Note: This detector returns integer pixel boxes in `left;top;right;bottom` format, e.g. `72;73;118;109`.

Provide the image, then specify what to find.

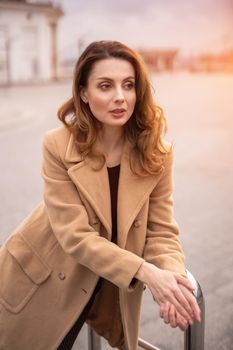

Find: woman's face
81;58;136;130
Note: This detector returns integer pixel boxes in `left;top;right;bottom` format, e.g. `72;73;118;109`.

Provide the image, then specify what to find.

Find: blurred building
179;49;233;73
194;50;233;73
0;0;63;85
138;49;179;72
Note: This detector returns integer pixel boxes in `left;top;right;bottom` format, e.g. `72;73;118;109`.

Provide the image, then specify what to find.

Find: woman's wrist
135;261;156;284
134;262;146;282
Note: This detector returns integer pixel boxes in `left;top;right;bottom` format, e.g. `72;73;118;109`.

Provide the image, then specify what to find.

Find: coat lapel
67;161;112;237
65;132;83;163
117;140;164;248
65;133;164;248
65;134;112;236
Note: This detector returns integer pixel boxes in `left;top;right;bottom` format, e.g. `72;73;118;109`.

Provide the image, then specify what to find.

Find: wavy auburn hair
58;40;171;175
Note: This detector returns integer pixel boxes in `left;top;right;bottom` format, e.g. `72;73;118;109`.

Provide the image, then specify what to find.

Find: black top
107;164;120;244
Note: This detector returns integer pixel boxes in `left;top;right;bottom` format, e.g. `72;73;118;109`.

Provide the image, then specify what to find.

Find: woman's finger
176;312;189;331
175;274;195;292
179;284;201;322
153;285;193;323
172;286;195;321
164;293;193;324
161;302;189;331
160;303;165;318
168;304;177;328
160;302;170;323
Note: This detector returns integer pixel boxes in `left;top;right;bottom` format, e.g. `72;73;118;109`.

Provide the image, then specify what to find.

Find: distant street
1;73;233;349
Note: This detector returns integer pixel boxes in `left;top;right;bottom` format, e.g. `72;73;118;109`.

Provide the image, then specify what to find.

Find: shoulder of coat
44;126;72;159
45;125;71;140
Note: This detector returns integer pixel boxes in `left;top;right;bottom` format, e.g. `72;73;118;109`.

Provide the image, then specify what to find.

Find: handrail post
184;271;205;350
88;326;102;350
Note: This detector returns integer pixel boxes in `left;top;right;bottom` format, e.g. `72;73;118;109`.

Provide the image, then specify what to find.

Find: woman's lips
109;108;126;117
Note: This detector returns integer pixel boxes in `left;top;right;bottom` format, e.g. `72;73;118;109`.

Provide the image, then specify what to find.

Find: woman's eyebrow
96;76;135;81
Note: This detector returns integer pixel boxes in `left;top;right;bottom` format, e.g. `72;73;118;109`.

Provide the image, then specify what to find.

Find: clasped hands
135;262;201;331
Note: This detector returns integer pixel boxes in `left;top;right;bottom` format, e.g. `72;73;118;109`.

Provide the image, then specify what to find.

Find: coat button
58;272;66;280
133;219;141;228
92;217;99;225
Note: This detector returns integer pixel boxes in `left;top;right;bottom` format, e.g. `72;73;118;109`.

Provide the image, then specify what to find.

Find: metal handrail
184;271;205;350
88;326;102;350
138;338;162;350
87;270;205;350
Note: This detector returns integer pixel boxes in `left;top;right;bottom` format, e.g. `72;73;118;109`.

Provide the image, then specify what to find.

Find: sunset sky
57;0;233;59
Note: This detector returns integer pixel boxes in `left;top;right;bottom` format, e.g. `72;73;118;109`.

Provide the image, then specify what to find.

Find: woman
0;40;200;350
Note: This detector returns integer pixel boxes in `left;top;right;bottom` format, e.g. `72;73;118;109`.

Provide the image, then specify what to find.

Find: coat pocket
0;234;52;314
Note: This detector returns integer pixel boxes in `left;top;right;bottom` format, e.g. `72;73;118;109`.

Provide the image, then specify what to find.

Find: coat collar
66;133;164;248
65;132;83;163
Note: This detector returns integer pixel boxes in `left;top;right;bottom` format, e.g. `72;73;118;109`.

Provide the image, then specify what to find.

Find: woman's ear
80;87;88;104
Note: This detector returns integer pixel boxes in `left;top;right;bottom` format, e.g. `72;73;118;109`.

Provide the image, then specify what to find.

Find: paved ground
0;73;233;349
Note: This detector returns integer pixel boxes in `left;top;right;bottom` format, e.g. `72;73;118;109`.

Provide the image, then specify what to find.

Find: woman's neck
98;126;125;167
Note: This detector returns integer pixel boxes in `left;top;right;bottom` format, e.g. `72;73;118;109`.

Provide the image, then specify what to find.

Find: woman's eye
124;82;135;90
99;83;111;90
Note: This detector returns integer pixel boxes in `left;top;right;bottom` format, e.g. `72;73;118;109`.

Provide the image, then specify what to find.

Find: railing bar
138;337;162;350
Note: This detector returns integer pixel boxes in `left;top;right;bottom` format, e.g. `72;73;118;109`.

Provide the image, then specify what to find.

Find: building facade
0;0;63;85
138;49;179;72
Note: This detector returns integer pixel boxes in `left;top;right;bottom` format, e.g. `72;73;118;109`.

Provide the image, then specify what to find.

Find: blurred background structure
1;0;233;85
0;1;233;349
0;0;63;85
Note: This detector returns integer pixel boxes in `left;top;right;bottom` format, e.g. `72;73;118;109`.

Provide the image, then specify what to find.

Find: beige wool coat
0;126;186;350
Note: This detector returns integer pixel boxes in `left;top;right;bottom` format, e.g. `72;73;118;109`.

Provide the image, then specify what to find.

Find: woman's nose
114;88;125;102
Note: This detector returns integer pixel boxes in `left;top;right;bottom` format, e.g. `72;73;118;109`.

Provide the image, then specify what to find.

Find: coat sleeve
143;150;186;276
41;130;144;291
